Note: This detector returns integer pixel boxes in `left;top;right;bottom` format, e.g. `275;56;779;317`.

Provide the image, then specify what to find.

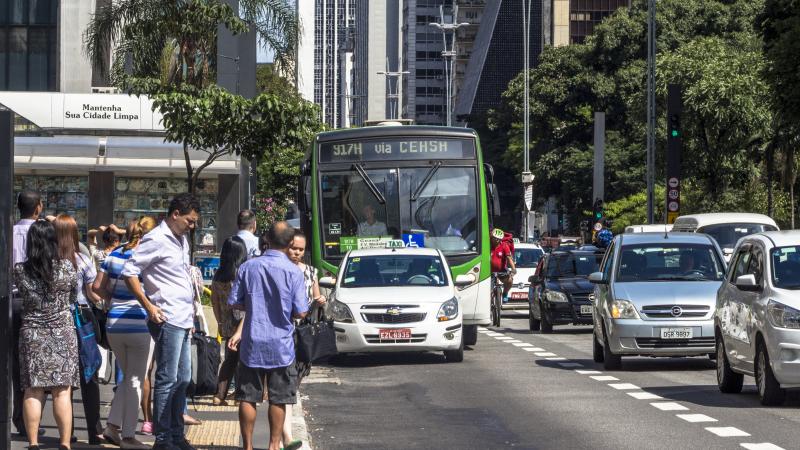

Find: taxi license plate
511;292;528;300
660;328;693;339
379;328;412;340
580;305;593;315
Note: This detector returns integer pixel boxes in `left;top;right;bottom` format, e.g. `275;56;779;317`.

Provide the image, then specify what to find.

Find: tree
758;0;800;127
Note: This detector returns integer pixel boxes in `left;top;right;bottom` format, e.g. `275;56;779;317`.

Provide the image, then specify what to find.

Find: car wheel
756;341;785;405
602;324;621;370
444;333;464;363
463;325;478;346
528;304;541;331
593;327;604;363
716;335;743;394
540;301;553;334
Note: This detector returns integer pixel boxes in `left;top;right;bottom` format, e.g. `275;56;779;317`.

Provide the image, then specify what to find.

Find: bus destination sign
319;138;475;163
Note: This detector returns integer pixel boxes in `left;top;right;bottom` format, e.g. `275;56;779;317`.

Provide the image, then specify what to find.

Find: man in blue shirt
228;221;308;450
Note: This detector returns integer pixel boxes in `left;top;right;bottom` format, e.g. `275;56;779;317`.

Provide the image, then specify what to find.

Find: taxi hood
336;286;455;304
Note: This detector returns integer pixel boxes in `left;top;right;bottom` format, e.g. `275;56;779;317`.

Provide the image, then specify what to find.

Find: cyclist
490;228;516;303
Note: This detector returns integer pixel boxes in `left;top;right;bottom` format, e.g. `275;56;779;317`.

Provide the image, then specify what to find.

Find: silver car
589;233;727;370
715;231;800;405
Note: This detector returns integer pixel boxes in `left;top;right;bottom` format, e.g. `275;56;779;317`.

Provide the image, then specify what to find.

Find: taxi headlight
545;291;569;303
437;298;459;322
330;300;354;323
767;299;800;329
611;299;639;319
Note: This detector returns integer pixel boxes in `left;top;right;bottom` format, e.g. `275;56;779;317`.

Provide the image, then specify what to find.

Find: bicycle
490;270;511;327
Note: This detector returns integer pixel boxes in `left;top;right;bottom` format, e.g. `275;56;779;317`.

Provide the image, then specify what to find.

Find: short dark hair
168;193;200;216
102;227;120;247
17;190;41;217
267;221;295;250
237;209;256;230
259;233;269;253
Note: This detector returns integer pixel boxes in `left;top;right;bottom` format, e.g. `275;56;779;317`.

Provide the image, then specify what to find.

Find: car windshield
616;243;725;282
546;253;602;278
515;248;544;268
341;254;447;288
771;246;800;290
698;223;778;250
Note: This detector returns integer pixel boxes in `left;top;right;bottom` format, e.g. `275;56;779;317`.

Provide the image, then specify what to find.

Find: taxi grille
364;333;427;344
362;313;427;324
641;304;710;319
636;337;715;348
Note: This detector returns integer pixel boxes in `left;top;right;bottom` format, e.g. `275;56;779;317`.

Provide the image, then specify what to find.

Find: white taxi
319;247;472;362
504;243;545;310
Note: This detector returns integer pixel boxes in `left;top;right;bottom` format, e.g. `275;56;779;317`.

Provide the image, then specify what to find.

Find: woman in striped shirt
93;216;156;450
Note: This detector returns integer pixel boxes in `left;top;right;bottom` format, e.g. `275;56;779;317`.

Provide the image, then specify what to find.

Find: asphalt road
302;311;800;450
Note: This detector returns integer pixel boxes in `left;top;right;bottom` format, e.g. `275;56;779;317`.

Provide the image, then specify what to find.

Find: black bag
90;304;110;349
295;313;337;363
188;333;221;397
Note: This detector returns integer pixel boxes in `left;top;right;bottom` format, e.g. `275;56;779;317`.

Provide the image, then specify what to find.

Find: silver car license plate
660;327;693;339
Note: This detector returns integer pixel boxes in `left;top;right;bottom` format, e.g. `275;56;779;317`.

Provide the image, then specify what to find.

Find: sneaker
103;425;122;446
140;422;153;436
120;438;151;450
174;439;197;450
502;295;509;304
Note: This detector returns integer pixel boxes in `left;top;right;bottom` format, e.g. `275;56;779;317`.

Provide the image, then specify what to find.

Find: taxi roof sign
386;240;406;249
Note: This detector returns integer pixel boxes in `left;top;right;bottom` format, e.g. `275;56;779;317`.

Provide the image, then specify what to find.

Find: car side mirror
454;274;474;287
735;274;760;292
528;274;541;284
319;276;336;289
589;272;607;285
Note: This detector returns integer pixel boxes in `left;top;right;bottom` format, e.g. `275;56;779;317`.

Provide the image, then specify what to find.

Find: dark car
528;250;604;333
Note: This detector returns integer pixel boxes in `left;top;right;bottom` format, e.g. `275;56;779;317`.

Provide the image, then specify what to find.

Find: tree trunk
767;142;775;218
182;141;196;261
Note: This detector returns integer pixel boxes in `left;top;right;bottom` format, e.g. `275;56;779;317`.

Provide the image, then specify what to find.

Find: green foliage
758;0;800;127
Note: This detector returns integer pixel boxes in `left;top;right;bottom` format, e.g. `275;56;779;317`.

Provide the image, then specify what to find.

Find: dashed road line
534;352;557;357
575;370;602;375
495;336;514;340
705;427;750;437
512;342;533;347
627;392;663;400
545;357;567;361
650;402;689;411
608;383;639;390
523;347;545;352
676;414;717;423
505;339;523;343
740;444;786;450
589;375;619;381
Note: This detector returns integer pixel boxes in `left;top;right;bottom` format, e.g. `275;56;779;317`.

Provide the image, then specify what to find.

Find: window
601;241;615;278
0;0;57;91
771;246;800;290
616;244;725;282
731;247;752;282
546;252;603;278
342;255;447;288
515;248;544;268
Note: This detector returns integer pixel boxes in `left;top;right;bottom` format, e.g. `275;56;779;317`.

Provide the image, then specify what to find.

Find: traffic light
593;198;604;221
668;113;681;139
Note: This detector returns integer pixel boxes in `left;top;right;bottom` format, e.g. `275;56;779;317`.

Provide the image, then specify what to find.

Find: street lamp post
646;0;656;224
521;0;534;242
377;58;409;120
430;3;470;127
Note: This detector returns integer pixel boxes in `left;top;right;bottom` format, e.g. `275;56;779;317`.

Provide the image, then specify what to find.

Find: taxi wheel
528;304;541;331
463;325;478;346
716;335;743;394
756;341;785;405
540;302;553;334
602;324;621;370
444;334;464;363
593;328;604;363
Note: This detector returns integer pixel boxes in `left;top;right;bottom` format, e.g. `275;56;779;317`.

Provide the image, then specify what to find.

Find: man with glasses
123;193;200;450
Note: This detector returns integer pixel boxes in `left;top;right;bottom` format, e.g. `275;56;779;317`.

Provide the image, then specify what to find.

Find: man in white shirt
123;193;200;450
236;209;260;258
357;204;388;236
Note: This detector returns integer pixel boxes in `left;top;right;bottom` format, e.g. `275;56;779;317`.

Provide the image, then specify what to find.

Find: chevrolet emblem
386;307;402;316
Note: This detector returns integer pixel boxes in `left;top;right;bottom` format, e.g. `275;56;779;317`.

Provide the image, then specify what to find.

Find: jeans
148;322;191;444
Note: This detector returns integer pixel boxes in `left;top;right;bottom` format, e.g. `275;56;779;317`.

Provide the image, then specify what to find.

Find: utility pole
430;2;470;127
377;57;409;120
0;110;14;450
646;0;657;224
521;0;534;242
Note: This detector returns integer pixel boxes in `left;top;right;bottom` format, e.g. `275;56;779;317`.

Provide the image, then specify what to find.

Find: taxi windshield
341;255;447;288
515;248;544;268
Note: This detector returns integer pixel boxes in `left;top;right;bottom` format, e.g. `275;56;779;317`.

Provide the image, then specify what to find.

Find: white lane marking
558;362;583;368
478;327;488;331
608;383;639;390
485;332;502;336
590;375;619;381
523;347;546;352
650;402;689;411
546;357;567;361
627;392;663;400
676;414;717;423
495;336;514;340
740;444;786;450
512;342;533;347
505;339;522;343
575;370;602;375
705;427;750;437
478;330;489;334
534;352;557;357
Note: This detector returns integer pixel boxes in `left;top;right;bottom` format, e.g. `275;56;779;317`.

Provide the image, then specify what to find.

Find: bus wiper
352;163;386;204
411;161;442;201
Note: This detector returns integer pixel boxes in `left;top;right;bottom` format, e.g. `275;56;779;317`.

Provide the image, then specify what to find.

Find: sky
257;46;274;63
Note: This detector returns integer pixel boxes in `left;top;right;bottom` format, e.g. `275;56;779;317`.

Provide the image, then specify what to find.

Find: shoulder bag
295;308;338;363
74;305;102;383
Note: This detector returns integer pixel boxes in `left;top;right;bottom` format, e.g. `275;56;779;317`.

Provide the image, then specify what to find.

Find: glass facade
14;175;89;237
569;0;631;44
0;0;58;91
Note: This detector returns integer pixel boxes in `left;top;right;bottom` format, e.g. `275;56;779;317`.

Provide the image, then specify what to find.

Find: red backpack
502;232;515;258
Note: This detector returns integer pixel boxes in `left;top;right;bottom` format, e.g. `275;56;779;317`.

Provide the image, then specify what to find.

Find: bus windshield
319;165;479;258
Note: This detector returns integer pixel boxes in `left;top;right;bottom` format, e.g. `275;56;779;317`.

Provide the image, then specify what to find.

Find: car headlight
767;299;800;329
329;299;354;323
437;297;459;322
545;291;569;303
611;299;639;319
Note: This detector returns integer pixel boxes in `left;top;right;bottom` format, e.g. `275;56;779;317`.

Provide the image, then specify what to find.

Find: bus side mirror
454;274;474;287
488;183;501;217
319;276;336;289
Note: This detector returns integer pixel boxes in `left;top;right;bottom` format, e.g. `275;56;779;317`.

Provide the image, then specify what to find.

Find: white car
319;247;472;362
504;243;545;310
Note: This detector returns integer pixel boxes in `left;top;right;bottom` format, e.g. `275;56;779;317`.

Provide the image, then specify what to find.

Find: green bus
298;125;495;345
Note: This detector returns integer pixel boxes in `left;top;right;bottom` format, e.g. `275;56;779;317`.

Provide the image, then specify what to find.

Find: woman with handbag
54;214;105;445
13;220;80;450
210;236;248;406
92;216;156;449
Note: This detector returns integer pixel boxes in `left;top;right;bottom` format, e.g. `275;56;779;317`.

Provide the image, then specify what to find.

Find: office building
557;0;631;45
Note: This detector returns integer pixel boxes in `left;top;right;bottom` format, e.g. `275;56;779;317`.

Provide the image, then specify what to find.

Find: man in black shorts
228;221;309;450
